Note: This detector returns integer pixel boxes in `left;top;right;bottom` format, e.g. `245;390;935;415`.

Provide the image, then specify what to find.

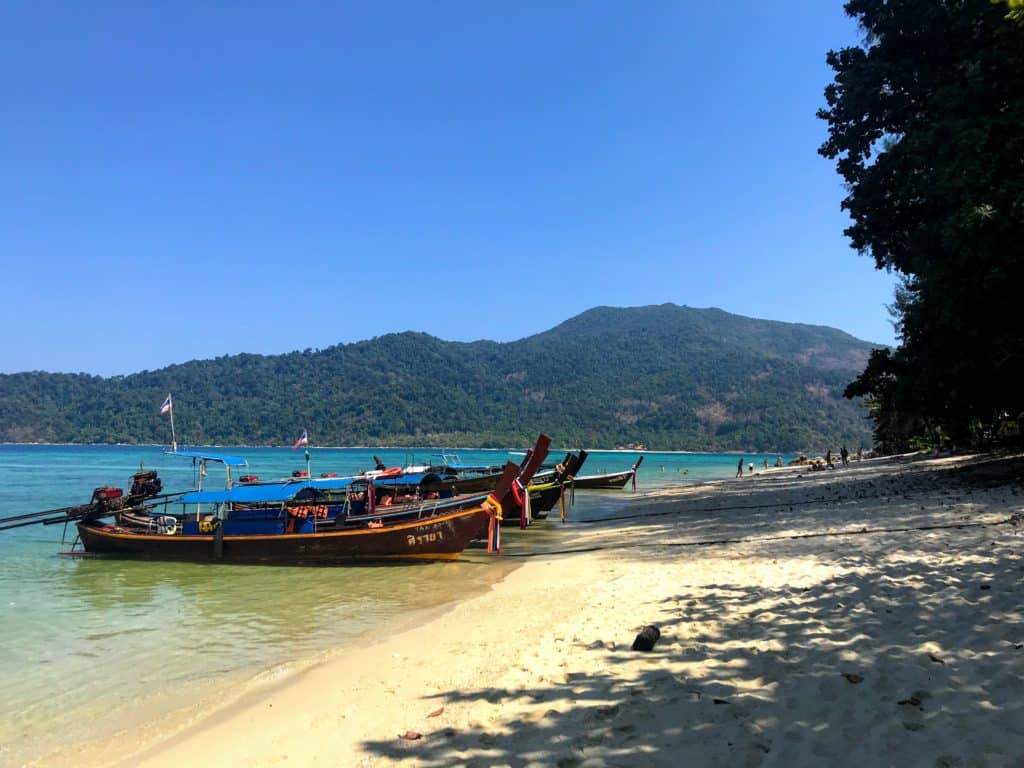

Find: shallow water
0;444;780;764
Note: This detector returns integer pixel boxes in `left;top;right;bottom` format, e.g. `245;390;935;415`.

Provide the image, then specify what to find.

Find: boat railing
417;498;444;519
157;515;178;535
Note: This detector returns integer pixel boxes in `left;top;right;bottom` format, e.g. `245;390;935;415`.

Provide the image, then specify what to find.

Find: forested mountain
0;304;880;451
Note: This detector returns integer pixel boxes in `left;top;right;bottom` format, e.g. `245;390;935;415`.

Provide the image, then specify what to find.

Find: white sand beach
32;454;1024;767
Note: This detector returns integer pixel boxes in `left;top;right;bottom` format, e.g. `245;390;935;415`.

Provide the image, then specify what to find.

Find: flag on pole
292;429;308;450
160;394;173;415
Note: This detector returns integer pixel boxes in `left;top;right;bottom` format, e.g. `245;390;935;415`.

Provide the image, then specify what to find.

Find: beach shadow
358;455;1024;766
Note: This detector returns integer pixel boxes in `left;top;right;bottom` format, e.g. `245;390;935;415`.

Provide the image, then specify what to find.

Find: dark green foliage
0;305;876;451
820;0;1024;450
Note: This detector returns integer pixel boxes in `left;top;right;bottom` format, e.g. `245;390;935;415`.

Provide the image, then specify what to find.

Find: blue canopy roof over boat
164;449;248;467
180;477;354;505
304;477;357;491
180;484;298;504
372;472;438;487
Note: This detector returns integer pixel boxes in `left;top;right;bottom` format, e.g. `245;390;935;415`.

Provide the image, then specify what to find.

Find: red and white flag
293;429;308;450
160;394;173;415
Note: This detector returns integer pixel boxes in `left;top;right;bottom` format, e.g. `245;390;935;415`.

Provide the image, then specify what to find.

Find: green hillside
0;304;880;451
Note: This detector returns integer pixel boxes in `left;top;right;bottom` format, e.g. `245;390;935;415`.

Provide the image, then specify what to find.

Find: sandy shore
33;454;1024;767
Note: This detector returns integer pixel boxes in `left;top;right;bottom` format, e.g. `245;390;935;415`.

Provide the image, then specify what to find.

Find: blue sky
0;2;896;376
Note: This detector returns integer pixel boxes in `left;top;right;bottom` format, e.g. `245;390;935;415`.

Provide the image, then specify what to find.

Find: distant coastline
0;442;789;456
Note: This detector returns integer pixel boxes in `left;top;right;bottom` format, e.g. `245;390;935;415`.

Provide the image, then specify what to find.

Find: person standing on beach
736;458;744;477
826;449;832;468
841;445;849;467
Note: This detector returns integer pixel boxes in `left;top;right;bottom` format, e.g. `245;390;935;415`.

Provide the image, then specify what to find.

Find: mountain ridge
0;304;881;451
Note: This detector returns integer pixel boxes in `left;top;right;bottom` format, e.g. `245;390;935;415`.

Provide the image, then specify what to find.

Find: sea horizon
0;441;799;457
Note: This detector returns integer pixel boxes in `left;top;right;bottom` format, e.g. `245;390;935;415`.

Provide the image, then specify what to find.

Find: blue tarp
180;477;354;505
164;449;249;467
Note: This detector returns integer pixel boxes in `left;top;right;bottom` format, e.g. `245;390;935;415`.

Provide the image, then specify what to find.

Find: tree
819;0;1024;449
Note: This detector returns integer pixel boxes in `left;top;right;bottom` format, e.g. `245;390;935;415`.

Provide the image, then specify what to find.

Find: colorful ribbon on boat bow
560;476;574;523
510;478;529;529
482;495;503;554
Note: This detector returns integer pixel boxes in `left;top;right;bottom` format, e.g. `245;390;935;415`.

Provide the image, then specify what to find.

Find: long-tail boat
571;455;644;490
420;453;511;494
75;498;501;564
83;461;520;565
488;435;552;529
313;440;549;501
157;438;550;539
2;455;521;564
372;449;539;499
528;450;590;520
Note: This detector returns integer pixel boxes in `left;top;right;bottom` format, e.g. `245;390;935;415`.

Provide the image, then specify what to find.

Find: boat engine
90;486;126;514
0;470;164;533
129;470;162;500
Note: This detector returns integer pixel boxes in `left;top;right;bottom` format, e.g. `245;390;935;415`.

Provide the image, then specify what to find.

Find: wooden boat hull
77;507;489;565
488;435;552;530
570;470;634;490
497;481;567;524
527;483;564;517
505;450;590;524
420;473;505;495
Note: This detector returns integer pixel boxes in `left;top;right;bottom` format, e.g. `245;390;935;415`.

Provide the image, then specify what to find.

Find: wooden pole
168;397;177;453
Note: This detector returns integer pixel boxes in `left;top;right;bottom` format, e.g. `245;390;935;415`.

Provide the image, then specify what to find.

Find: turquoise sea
0;444;786;765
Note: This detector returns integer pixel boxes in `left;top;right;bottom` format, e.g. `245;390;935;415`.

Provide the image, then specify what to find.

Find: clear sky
0;1;896;376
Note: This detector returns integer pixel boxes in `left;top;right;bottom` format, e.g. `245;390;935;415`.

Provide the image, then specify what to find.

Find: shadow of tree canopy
360;456;1023;767
544;455;1024;553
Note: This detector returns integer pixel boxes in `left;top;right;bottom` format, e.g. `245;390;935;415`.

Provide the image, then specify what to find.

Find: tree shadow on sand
360;457;1024;767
